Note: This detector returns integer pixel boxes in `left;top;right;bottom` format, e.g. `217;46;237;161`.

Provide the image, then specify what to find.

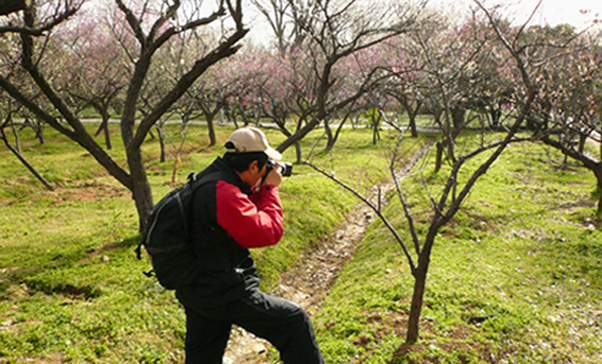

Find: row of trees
2;2;600;223
1;0;601;346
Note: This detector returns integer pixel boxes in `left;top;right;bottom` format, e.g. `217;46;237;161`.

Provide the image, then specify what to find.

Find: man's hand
263;163;282;187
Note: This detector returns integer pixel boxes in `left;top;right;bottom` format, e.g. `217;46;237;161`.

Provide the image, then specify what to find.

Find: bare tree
305;1;538;343
0;0;248;230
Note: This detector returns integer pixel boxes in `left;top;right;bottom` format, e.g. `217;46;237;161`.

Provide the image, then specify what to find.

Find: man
176;127;325;364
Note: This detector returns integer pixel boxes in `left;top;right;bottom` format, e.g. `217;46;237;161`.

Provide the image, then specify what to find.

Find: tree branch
303;161;417;274
0;1;81;35
128;27;248;152
390;130;422;256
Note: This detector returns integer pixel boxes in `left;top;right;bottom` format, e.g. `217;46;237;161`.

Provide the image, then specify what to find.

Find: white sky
243;0;602;46
432;0;602;29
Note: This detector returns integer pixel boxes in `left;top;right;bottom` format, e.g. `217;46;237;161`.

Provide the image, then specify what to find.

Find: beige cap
225;127;282;161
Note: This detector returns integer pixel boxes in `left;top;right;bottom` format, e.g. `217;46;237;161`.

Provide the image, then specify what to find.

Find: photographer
176;127;324;364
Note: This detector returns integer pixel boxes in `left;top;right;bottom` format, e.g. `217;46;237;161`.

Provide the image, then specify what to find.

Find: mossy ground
0;122;427;363
2;123;600;363
315;136;602;363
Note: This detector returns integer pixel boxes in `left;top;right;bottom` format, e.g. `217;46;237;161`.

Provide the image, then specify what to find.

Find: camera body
267;160;293;177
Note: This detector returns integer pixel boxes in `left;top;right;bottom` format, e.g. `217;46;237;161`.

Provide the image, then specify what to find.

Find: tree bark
126;147;153;231
207;114;216;146
435;142;444;173
94;108;112;150
406;264;427;343
407;227;436;343
593;165;602;216
155;124;167;162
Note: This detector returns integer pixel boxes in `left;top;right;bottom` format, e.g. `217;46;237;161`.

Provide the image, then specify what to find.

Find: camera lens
281;162;293;177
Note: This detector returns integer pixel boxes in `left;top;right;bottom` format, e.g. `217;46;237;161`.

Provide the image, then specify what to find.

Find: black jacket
176;157;283;308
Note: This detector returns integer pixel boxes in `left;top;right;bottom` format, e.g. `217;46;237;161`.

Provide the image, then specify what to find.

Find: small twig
390;132;421;256
304;161;416;274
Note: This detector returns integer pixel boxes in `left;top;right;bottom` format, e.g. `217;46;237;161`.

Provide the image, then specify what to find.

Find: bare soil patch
53;180;130;204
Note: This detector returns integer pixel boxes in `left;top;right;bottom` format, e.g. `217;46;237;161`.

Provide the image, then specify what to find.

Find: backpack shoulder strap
188;171;221;192
136;171;221;260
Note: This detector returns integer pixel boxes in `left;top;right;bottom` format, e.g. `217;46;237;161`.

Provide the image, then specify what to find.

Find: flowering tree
0;0;248;230
525;25;602;213
378;37;424;137
398;11;518;172
274;0;426;154
51;4;129;150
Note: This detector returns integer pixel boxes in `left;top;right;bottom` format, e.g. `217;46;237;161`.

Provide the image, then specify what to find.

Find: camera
267;160;293;177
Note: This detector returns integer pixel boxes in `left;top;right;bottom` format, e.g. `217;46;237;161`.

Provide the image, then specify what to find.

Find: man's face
248;160;268;187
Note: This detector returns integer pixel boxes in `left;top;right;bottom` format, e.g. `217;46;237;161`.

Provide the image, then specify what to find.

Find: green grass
314;137;602;363
0;122;428;363
4;123;600;363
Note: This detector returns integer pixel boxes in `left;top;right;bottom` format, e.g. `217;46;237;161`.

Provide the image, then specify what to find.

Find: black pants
182;290;325;364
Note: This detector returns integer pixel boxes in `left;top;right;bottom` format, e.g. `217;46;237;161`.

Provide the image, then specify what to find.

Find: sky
431;0;601;29
243;0;602;46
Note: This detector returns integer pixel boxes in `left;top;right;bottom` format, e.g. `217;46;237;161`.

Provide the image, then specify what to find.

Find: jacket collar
212;157;253;195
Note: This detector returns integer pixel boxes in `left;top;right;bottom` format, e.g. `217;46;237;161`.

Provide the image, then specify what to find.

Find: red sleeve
216;181;284;248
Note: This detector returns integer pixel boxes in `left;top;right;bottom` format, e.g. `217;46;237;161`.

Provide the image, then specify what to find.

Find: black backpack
136;172;218;289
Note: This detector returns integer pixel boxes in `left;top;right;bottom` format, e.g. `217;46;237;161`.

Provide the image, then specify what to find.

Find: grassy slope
0;123;427;363
315;138;602;363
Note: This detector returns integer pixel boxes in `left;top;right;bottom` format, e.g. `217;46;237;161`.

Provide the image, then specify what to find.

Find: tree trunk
435;142;444;173
451;106;465;131
594;165;602;217
408;113;418;138
326;113;349;151
24;118;45;144
432;109;443;129
102;119;112;150
295;142;303;163
35;120;44;144
207;114;216;146
10;120;21;153
126;148;154;231
324;119;333;149
372;111;381;145
400;99;421;138
578;133;586;154
490;108;501;128
95;117;112;150
407;227;437;344
155;124;166;162
406;264;428;344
